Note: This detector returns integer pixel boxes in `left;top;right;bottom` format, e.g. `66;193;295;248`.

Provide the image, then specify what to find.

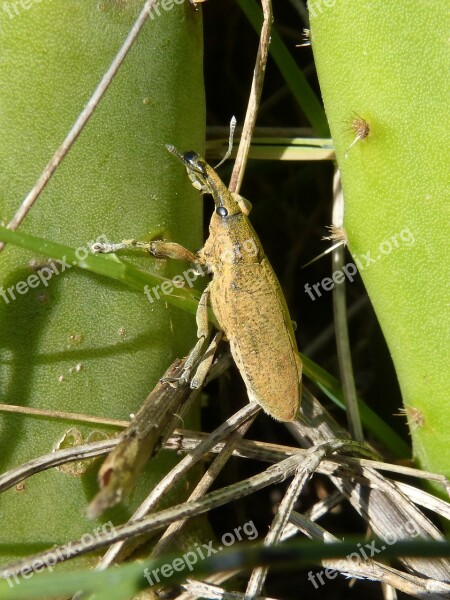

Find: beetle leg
161;283;211;387
190;331;223;389
149;240;198;263
91;239;153;253
230;192;252;216
91;238;199;264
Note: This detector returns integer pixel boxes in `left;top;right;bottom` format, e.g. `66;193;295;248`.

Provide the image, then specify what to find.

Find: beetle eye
183;151;198;165
183;151;206;175
216;206;228;217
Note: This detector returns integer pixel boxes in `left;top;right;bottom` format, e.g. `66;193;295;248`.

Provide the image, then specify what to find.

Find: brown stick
228;0;273;194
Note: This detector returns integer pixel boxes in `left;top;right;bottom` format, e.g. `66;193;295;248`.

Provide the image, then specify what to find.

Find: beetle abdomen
210;258;301;421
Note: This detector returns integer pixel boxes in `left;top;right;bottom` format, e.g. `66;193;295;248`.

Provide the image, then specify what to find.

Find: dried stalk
95;403;261;569
228;0;273;194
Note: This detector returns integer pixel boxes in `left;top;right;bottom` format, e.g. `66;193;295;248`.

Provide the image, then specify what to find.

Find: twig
2;419;449;589
176;493;344;600
0;403;128;428
95;403;261;569
228;0;273;194
0;0;157;253
0;452;311;578
245;442;347;598
395;481;450;518
287;387;450;581
183;580;278;600
151;413;258;559
2;425;448;501
87;357;203;519
0;351;233;496
286;512;450;598
0;439;116;493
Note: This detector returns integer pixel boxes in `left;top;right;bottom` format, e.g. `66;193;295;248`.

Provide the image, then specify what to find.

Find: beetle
93;147;302;421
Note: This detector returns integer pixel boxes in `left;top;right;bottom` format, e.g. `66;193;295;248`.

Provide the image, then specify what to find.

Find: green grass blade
1;539;449;599
0;225;201;317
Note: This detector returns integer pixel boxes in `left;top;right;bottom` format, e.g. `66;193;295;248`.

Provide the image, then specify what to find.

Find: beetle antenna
165;144;184;162
214;116;237;169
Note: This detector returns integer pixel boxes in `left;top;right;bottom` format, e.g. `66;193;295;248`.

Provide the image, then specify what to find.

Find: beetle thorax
199;212;261;275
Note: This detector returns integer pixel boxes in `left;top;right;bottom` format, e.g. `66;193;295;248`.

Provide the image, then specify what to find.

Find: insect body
170;148;302;422
93;148;302;422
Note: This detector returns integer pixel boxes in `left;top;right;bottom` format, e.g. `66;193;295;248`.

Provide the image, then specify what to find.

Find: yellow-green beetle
167;147;302;422
92;148;302;422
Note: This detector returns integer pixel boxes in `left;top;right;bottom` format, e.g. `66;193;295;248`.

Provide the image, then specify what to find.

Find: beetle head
166;145;210;193
166;145;242;217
